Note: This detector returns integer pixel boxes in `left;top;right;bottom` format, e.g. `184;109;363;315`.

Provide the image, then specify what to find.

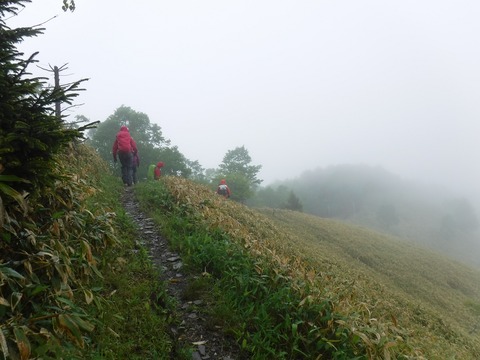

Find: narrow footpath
121;188;243;360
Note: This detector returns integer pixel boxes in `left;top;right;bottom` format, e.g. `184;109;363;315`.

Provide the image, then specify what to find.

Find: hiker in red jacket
112;126;138;186
216;179;231;198
154;161;164;180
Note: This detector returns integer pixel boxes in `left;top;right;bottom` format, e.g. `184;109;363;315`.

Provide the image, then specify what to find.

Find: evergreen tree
0;0;85;199
0;2;104;357
283;190;303;212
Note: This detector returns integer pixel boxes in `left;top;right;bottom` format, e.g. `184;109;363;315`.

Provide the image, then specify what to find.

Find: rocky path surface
121;188;244;360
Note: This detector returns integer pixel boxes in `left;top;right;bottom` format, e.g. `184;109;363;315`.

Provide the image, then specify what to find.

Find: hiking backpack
218;184;228;196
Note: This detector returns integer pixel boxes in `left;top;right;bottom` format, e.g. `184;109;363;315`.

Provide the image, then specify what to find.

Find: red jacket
112;126;137;159
154;161;164;180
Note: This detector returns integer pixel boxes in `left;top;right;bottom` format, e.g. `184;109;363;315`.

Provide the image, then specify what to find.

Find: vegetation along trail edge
121;187;242;360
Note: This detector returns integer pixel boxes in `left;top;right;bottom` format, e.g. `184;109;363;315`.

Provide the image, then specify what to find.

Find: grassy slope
256;208;480;358
0;144;176;359
59;146;176;359
141;176;480;359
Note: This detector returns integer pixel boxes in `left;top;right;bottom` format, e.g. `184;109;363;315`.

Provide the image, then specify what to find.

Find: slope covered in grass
256;208;480;358
137;177;480;359
134;177;480;359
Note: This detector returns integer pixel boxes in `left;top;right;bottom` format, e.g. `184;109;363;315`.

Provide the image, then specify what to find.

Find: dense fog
250;165;480;267
9;1;480;253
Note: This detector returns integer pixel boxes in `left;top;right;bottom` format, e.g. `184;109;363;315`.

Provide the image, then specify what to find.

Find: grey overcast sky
8;0;480;195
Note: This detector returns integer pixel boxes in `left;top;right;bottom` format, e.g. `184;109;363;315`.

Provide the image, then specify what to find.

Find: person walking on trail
147;163;155;180
132;151;140;184
154;161;164;180
112;125;138;186
216;179;231;198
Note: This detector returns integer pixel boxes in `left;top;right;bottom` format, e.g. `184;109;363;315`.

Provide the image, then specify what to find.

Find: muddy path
121;188;243;360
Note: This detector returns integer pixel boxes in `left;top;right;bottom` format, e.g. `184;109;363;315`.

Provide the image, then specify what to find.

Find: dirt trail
121;188;243;360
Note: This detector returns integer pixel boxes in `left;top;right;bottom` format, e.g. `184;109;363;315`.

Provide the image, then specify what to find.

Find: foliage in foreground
135;178;418;359
1;2;174;357
1;144;175;359
257;209;480;359
79;171;175;360
1;145;115;358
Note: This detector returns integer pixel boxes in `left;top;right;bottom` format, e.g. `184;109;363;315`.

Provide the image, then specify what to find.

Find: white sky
7;0;480;196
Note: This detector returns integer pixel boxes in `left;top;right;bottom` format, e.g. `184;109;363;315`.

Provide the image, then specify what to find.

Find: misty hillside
257;208;480;337
253;164;480;267
258;210;480;358
139;177;480;359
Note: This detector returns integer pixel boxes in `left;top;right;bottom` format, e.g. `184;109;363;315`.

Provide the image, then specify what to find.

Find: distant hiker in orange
112;125;137;186
216;179;231;198
154;161;164;180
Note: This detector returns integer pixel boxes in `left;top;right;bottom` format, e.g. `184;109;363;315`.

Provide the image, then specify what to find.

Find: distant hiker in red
154;161;164;180
132;151;140;184
216;179;231;198
112;126;138;186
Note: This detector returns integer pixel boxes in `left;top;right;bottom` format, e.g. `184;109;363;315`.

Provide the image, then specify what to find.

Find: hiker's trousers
118;151;134;186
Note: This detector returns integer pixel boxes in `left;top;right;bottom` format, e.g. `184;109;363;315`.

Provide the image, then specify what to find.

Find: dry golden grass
163;176;480;359
258;209;480;358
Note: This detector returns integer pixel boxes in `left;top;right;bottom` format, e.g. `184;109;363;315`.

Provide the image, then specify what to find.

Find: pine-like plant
0;1;85;197
0;2;113;359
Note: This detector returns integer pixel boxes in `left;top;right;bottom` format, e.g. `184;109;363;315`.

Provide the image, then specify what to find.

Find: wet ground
121;188;243;360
